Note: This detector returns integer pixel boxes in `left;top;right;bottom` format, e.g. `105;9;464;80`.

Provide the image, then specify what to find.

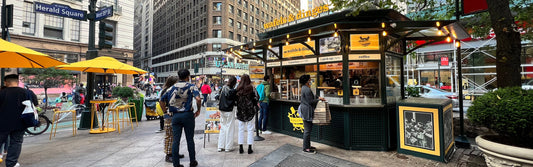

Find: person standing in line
217;76;237;152
160;69;201;167
235;74;259;154
0;75;32;167
200;81;212;107
298;75;325;154
158;76;185;163
257;75;272;134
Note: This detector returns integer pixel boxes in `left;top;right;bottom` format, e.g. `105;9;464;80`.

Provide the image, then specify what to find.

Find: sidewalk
12;102;486;167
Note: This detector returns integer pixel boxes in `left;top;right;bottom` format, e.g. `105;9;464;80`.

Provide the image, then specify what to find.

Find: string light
438;30;443;35
334;31;338;37
253;42;256;46
269;38;272;43
268;45;272;49
240;45;243;49
381;22;386;28
307;36;311;42
436;21;441;27
455;40;461;47
308;29;311;34
230;48;233;51
285;41;289;46
382;31;387;36
334;23;337;29
446;36;452;43
286;34;290;39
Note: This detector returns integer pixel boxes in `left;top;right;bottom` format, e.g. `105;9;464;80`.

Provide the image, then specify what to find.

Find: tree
20;68;74;110
329;0;532;88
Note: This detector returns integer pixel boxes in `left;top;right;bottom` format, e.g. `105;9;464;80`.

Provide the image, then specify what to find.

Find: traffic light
98;22;113;49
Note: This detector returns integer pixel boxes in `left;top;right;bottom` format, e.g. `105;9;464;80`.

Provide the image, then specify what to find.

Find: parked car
415;85;459;108
522;80;533;90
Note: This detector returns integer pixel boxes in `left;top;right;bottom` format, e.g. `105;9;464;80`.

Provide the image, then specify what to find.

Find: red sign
463;0;488;15
441;57;449;66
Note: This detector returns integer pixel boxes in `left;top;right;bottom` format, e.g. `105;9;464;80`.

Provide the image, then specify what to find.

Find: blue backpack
256;84;265;101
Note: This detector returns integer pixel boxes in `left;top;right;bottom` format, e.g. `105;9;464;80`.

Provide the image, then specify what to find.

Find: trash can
129;97;143;122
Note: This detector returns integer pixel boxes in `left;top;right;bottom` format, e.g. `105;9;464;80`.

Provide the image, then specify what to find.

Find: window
244;1;248;8
244;36;248;42
244;13;247;20
213;30;222;38
229;31;234;39
44;15;64;39
229;18;234;26
70;20;80;41
256;7;259;14
243;24;247;32
22;2;36;35
213;16;222;24
251;16;254;23
251;28;254;34
251;5;254;12
212;43;222;51
238;0;242;4
237;22;241;29
213;2;222;11
238;9;242;17
237;34;241;42
229;5;234;13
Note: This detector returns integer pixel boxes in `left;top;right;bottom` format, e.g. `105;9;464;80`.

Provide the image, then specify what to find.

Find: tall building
304;0;329;11
133;0;153;71
148;0;300;83
1;0;135;87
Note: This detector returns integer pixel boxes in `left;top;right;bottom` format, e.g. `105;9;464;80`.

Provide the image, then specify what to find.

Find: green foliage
406;86;420;97
20;68;74;89
112;86;134;98
467;87;533;140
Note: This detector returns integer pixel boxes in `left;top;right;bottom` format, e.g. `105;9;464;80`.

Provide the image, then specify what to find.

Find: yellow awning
0;38;66;68
56;56;147;74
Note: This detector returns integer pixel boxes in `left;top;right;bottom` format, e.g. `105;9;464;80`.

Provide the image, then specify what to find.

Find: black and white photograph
403;110;435;150
443;108;453;150
319;36;341;54
267;46;280;60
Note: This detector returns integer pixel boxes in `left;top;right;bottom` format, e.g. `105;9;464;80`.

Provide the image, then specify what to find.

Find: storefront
224;9;467;151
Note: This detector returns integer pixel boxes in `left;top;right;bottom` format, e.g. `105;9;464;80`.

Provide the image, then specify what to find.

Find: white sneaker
14;163;21;167
262;130;272;134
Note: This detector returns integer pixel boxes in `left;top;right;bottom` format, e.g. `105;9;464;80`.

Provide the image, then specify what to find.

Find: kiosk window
348;61;381;105
386;55;402;104
318;62;343;105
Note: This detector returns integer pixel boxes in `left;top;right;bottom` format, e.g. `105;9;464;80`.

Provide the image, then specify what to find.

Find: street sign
34;2;87;21
440;57;449;66
95;6;113;21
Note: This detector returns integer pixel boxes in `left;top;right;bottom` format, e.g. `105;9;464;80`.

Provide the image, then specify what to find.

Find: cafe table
89;99;118;134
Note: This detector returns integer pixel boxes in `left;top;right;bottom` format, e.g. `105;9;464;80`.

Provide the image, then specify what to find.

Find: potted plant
467;87;533;167
112;86;134;104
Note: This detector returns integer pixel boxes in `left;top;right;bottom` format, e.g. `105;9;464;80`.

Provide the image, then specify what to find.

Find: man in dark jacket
0;74;30;167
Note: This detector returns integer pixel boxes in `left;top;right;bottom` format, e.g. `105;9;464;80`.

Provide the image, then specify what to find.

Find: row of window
22;2;81;41
152;44;208;64
212;30;253;43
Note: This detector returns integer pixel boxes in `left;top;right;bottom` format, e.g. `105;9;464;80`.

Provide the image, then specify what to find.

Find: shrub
406;86;420;97
467;87;533;142
112;86;134;98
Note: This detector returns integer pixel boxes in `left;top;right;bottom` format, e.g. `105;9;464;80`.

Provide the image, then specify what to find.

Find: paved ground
4;99;486;167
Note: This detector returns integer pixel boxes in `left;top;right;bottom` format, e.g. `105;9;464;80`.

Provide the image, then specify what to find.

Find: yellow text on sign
282;41;315;58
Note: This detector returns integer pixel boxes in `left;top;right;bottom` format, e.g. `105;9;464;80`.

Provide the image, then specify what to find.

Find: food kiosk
223;9;467;152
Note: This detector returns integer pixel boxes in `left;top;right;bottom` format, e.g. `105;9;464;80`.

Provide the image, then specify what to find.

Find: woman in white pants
235;74;259;154
217;76;237;152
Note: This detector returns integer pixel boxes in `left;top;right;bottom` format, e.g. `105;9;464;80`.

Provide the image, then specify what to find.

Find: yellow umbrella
55;56;147;74
0;38;66;68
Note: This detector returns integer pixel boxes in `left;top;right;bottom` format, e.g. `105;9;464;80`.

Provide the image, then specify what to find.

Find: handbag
312;101;331;125
156;102;164;116
21;90;40;128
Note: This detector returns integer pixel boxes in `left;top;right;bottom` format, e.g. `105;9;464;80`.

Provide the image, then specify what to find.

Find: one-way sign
96;6;113;21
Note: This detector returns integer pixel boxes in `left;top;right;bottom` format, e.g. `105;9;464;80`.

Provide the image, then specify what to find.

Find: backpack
256;83;265;101
218;86;236;112
73;92;82;104
168;83;191;112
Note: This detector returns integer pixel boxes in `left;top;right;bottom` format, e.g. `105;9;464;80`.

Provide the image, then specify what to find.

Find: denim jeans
202;94;208;106
171;112;195;167
259;102;269;131
0;129;24;167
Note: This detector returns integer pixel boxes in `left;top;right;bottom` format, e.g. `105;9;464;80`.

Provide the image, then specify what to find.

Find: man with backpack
256;75;271;134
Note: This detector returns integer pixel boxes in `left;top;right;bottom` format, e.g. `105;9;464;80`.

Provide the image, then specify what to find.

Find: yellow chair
116;105;135;133
127;102;139;127
105;102;121;133
49;109;77;140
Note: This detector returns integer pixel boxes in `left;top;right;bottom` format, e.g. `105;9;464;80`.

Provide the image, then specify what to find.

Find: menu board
204;107;220;133
282;41;315;58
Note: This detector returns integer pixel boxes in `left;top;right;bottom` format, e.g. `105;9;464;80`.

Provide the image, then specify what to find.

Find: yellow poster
350;34;380;51
282;41;315;58
204;107;220;133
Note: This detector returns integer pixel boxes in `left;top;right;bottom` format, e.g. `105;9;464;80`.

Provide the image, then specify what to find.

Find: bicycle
25;104;86;135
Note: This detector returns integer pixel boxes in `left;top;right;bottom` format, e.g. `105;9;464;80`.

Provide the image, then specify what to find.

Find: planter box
476;135;533;167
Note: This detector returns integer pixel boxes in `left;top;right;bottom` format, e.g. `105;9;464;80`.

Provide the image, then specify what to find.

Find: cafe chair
105;102;121;133
127;102;139;127
49;109;77;140
116;105;135;132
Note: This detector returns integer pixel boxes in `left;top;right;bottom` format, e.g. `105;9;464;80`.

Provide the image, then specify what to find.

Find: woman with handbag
298;75;325;154
158;76;184;163
217;76;237;152
236;74;259;154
